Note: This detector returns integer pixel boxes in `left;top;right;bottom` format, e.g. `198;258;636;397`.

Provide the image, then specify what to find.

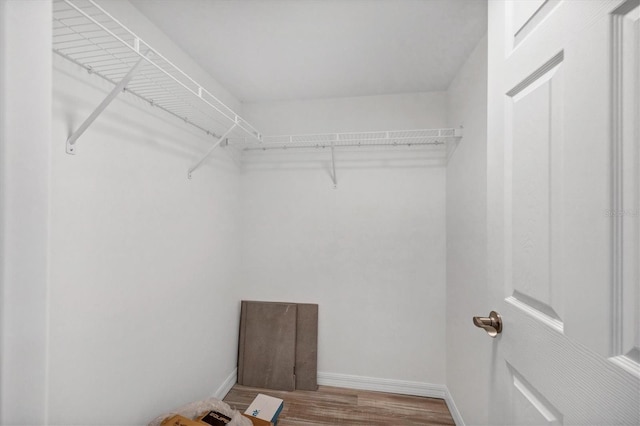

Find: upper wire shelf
234;128;463;188
52;0;262;150
231;128;462;151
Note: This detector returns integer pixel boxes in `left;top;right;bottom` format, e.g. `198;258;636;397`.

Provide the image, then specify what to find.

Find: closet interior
46;0;486;424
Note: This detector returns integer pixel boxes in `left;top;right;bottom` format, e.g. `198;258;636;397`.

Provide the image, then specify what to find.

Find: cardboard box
241;414;274;426
161;415;205;426
244;394;284;425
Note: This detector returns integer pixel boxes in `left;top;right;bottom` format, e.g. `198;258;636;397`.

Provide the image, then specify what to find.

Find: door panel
507;55;564;326
509;0;562;49
487;0;640;424
613;2;640;368
561;5;616;356
507;363;562;426
498;303;638;424
511;0;546;33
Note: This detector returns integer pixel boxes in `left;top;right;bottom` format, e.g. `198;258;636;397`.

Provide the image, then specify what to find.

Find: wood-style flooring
223;384;455;426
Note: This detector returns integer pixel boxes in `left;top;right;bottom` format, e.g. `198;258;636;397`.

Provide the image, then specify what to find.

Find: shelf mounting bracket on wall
330;141;337;189
187;121;238;179
66;56;145;154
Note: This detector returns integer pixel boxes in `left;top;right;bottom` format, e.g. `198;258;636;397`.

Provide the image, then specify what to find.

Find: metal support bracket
446;125;464;162
66;57;145;154
330;141;337;189
187;122;238;179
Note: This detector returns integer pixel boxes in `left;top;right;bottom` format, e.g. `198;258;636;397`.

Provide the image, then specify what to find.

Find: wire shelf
52;0;262;145
232;128;462;151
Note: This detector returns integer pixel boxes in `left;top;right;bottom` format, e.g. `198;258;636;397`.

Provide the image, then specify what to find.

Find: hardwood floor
223;384;455;426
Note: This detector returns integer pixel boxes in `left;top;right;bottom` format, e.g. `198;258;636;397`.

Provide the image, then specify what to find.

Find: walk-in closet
1;1;639;425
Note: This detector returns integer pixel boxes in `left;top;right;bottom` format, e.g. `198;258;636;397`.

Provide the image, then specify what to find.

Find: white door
486;0;640;424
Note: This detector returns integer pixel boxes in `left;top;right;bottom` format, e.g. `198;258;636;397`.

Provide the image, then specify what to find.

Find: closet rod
235;127;463;188
231;128;462;151
243;141;446;151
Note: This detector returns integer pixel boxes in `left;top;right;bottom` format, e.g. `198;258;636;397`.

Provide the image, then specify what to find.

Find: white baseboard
213;368;237;400
317;371;447;399
444;387;465;426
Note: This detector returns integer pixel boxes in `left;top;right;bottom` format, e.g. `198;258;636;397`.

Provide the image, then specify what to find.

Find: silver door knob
473;311;502;337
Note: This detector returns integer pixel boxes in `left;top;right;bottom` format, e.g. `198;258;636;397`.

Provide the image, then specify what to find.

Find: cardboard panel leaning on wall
48;2;245;424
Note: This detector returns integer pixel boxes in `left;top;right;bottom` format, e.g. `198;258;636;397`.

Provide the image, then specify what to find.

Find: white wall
46;2;244;425
445;36;489;425
0;1;52;424
244;92;447;135
240;93;448;386
50;64;243;426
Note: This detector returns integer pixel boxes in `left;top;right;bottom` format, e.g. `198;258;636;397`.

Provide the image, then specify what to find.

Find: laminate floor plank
223;384;455;425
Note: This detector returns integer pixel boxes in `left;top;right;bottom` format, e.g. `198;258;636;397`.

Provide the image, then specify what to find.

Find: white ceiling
130;0;487;103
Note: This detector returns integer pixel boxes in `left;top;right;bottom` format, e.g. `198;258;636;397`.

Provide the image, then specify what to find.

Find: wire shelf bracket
187;122;237;179
66;56;144;154
53;0;262;160
330;141;337;189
